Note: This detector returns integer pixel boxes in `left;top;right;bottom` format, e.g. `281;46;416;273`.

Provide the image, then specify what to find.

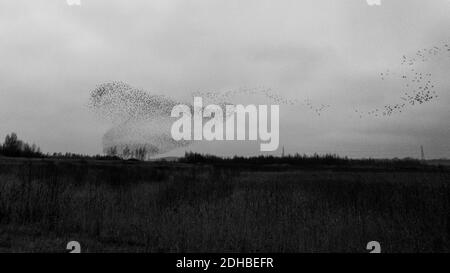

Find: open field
0;157;449;253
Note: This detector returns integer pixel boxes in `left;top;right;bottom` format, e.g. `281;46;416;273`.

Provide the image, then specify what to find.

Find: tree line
179;152;426;168
0;132;119;160
104;145;153;161
0;132;43;158
0;132;153;161
0;132;430;167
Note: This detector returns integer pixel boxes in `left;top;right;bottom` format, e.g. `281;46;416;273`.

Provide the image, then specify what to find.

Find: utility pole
282;146;285;157
420;145;425;161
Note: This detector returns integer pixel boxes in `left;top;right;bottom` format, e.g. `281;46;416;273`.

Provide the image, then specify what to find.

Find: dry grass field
0;157;449;253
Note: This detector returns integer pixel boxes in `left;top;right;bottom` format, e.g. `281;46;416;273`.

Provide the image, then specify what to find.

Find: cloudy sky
0;0;449;158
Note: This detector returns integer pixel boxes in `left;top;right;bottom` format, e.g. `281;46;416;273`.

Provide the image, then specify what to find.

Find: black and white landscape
0;0;449;253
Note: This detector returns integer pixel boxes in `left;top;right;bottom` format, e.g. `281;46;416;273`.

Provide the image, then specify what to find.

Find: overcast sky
0;0;449;158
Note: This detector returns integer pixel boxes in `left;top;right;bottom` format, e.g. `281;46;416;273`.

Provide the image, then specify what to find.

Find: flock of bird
89;81;181;122
196;40;449;119
354;42;448;118
401;43;449;65
89;41;448;156
89;82;334;156
194;87;331;116
89;82;191;157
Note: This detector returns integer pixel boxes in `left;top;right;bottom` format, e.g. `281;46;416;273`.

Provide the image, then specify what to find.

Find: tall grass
0;159;449;252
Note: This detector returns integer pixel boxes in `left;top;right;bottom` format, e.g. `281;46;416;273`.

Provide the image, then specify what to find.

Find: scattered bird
194;87;331;116
357;41;448;118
